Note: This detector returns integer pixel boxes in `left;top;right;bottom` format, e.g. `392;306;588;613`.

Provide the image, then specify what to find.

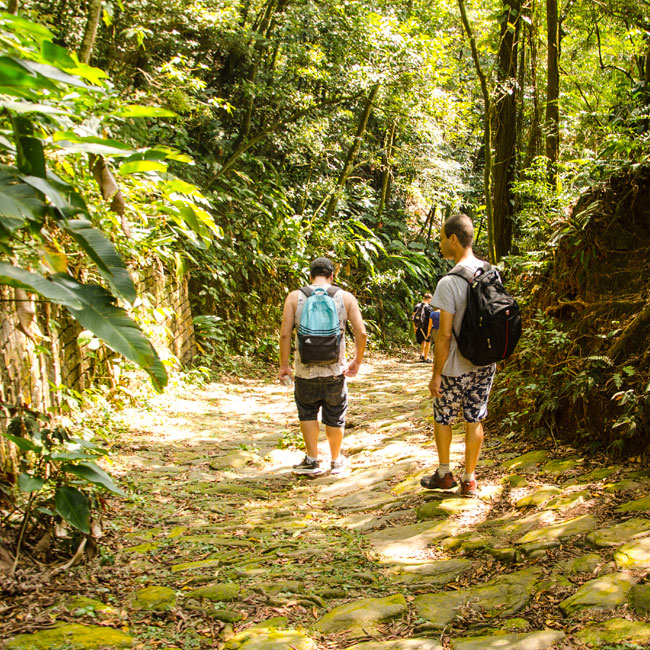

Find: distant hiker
429;308;441;350
279;257;367;476
412;293;434;362
421;214;496;498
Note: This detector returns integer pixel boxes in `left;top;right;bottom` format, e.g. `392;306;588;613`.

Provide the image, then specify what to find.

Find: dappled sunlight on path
6;355;650;650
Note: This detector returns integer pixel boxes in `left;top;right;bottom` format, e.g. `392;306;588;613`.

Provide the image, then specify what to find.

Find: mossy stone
616;495;650;513
227;629;315;650
501;474;528;488
515;486;561;509
501;451;548;472
603;479;641;493
171;559;221;572
542;458;582;475
6;624;133;649
559;572;635;615
347;640;442;650
313;594;407;636
212;609;244;623
586;518;650;548
186;583;242;602
576;618;650;646
614;537;650;570
450;630;565;650
64;596;118;616
629;584;650;614
558;553;601;575
515;514;597;545
121;542;159;554
131;586;176;611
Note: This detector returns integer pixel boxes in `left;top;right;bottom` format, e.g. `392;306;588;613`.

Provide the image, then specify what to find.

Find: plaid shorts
433;364;496;424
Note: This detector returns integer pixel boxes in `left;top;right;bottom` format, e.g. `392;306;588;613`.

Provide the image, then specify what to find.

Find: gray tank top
294;285;348;379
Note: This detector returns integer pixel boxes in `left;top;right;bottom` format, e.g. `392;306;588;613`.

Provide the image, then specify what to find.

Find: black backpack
448;262;522;366
412;302;429;330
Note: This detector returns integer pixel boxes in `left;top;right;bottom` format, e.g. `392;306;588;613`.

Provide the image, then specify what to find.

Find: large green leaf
54;486;90;534
51;275;167;391
0;263;83;309
60;219;136;303
61;462;126;497
0;99;68;115
0;12;53;41
22;60;89;89
0;56;57;92
112;105;177;118
0;431;42;453
0;169;46;234
52;132;135;156
118;160;167;175
18;472;45;493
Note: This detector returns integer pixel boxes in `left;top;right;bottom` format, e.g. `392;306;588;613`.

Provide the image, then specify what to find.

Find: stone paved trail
6;357;650;649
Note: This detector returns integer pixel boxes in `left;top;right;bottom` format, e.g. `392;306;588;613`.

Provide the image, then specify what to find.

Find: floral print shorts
433;364;496;424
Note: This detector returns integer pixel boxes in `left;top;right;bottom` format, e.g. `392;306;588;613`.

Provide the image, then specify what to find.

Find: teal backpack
298;285;342;364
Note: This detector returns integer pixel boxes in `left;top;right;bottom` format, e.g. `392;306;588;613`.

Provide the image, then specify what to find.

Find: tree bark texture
324;84;380;220
78;0;103;64
458;0;495;263
492;0;521;260
545;0;560;188
7;0;18;14
377;121;396;225
524;0;543;170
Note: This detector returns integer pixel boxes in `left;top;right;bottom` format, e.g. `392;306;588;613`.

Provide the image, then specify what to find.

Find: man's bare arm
279;292;297;380
343;293;367;377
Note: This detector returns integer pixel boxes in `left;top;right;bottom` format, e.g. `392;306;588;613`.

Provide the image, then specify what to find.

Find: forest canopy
1;0;650;451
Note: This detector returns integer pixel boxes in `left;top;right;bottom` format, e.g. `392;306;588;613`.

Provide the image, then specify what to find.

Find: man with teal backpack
279;257;367;476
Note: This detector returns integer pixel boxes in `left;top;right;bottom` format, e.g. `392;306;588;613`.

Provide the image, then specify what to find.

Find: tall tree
492;0;522;259
545;0;560;187
78;0;103;64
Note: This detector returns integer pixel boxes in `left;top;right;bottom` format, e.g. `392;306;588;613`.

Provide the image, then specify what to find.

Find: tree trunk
458;0;495;262
377;121;396;225
323;84;380;220
524;0;542;170
7;0;19;14
492;0;521;260
78;0;103;64
545;0;560;188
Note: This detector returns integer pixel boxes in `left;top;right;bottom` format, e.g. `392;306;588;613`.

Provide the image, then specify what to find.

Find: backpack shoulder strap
447;265;475;284
327;286;341;298
299;286;313;298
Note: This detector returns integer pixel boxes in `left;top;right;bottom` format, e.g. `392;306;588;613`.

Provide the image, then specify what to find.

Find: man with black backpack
420;213;520;497
279;257;367;476
412;293;434;362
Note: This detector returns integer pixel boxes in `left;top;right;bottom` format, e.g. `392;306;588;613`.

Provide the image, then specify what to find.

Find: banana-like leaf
0;170;46;234
60;219;136;303
51;274;167;391
61;462;126;497
52;131;135;156
0;56;57;92
55;486;90;534
0;262;83;309
118;160;167;175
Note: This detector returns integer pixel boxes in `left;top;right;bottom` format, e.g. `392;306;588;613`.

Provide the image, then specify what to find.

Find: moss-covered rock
501;451;548;472
130;586;176;611
347;640;442;650
629;584;650;614
614;537;650;570
501;474;528;488
558;553;601;575
186;583;243;602
5;624;133;649
542;458;582;475
313;594;407;636
225;629;315;650
559;573;635;615
515;486;561;509
390;558;473;586
576;618;650;646
587;518;650;548
545;490;590;512
63;596;118;616
616;495;650;513
450;630;565;650
515;514;597;545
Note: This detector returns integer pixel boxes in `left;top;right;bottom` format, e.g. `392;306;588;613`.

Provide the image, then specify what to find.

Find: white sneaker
330;455;348;475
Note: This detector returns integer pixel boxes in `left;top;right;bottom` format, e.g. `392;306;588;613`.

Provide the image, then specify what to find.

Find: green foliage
1;401;124;542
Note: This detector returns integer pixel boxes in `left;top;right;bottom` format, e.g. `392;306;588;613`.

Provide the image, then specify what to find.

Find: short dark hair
424;292;432;299
443;213;474;249
309;256;335;279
